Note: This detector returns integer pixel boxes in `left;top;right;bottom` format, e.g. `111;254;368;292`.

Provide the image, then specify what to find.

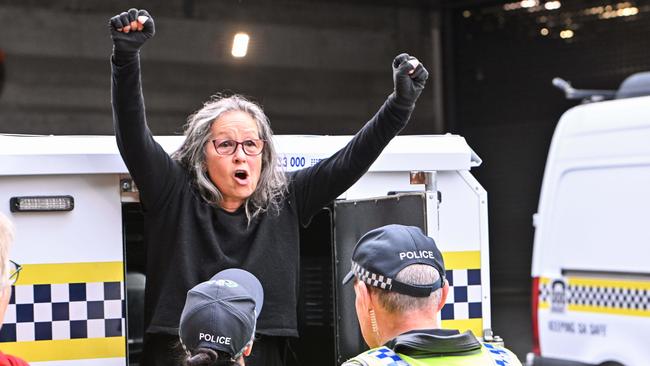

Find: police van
0;134;496;365
528;73;650;366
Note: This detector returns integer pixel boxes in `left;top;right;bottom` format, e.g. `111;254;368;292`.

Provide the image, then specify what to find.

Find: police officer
341;224;521;366
179;268;264;366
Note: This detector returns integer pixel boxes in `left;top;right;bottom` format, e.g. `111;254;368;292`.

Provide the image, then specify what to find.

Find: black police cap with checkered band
342;224;445;297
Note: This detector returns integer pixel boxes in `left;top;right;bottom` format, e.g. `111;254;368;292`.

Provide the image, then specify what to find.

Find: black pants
140;333;287;366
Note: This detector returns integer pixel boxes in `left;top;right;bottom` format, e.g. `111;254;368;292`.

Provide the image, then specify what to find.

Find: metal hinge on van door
120;174;140;202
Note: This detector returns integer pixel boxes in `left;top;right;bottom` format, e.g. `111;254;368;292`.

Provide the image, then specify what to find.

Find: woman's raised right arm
110;9;177;210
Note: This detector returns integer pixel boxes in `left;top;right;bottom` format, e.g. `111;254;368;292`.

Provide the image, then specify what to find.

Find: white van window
545;164;650;274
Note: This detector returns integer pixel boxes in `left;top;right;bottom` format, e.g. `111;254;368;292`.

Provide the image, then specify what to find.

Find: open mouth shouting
234;169;250;185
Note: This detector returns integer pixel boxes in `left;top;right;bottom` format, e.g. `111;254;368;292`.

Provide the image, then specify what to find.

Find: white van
0;134;494;365
528;73;650;366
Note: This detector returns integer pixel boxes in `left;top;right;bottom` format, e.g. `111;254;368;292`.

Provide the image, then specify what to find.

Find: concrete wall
0;1;438;136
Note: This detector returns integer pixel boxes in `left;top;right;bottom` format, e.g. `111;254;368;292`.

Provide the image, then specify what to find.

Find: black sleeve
291;96;414;225
111;55;181;211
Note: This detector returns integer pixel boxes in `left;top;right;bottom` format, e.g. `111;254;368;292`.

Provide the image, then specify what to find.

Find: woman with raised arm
109;8;428;366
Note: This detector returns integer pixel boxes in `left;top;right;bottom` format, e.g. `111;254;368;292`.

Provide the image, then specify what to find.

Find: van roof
550;95;650;161
557;95;650;136
0;134;481;175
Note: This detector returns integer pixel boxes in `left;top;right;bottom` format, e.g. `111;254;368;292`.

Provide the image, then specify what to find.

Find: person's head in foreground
179;268;264;366
342;224;448;348
0;213;18;328
0;213;28;365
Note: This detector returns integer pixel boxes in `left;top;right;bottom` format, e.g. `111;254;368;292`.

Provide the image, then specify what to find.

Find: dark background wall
445;0;650;357
448;0;650;295
2;0;650;360
445;1;650;291
0;0;439;136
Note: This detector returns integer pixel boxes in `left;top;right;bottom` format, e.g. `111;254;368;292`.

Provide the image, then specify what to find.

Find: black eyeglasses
211;139;265;156
9;260;21;286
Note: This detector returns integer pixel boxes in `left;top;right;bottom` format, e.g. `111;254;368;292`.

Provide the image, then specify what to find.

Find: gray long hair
172;95;287;220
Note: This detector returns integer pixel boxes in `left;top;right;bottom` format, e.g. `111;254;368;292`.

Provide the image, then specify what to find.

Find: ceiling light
618;7;639;16
544;1;561;10
521;0;538;8
560;29;574;39
231;33;250;58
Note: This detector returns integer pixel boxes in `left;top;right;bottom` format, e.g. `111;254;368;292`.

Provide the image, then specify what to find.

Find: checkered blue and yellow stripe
538;276;650;316
354;347;409;366
0;262;126;362
440;251;483;337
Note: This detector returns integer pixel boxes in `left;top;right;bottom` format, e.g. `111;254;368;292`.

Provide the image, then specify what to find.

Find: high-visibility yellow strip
0;337;126;362
539;301;550;309
567;304;650;317
15;262;124;285
441;318;483;338
442;251;481;270
568;277;650;290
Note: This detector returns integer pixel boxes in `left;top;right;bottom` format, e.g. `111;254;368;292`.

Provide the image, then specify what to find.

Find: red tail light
531;276;541;355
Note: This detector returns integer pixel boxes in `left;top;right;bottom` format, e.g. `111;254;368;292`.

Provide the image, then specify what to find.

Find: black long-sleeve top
111;56;415;337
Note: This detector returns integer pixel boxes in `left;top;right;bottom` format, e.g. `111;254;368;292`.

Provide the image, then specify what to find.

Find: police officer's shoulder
341;360;367;366
482;342;523;366
343;347;405;366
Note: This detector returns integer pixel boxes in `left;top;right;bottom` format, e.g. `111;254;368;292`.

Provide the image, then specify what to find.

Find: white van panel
0;174;123;263
539;306;648;365
531;95;650;366
0;174;126;365
0;133;490;364
543;164;650;274
532;96;650;276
